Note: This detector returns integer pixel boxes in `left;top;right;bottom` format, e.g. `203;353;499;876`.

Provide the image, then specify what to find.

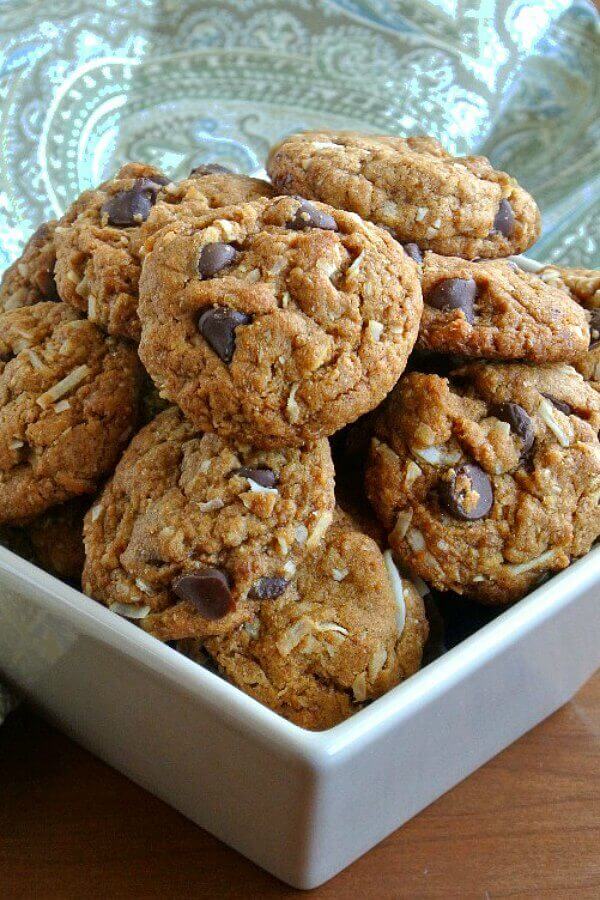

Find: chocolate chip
492;199;515;238
250;577;289;600
402;243;423;264
144;173;170;187
198;242;237;278
541;392;572;415
425;278;477;324
172;568;235;620
589;309;600;348
235;466;277;488
190;163;233;176
101;178;161;227
198;306;251;364
440;464;493;520
288;200;337;232
493;402;535;455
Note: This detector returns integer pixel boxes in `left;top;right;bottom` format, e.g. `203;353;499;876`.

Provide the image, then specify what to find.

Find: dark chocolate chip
440;464;493;520
144;173;170;187
288;200;337;232
101;178;160;227
493;402;535;455
235;466;277;488
402;243;423;264
198;306;251;364
425;278;477;324
172;568;235;620
190;163;233;176
250;577;289;600
589;309;600;348
198;242;237;278
492;199;515;238
541;392;572;416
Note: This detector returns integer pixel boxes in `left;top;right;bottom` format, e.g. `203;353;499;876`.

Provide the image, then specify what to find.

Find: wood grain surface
0;671;598;899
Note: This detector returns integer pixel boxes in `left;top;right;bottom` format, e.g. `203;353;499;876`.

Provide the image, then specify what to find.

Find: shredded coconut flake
311;140;339;150
415;207;428;222
507;549;556;576
346;250;365;277
368;319;384;341
243;620;260;640
286;383;300;423
295;524;308;544
245;268;261;283
413;444;462;466
23;349;46;371
368;647;388;682
37;365;90;409
276;616;313;656
316;622;349;636
406;527;426;552
135;578;153;594
247;478;278;495
352;671;367;702
391;509;413;542
53;399;71;413
332;567;349;582
404;460;422;487
384;550;406;636
199;459;211;474
90;504;103;522
109;602;151;620
538;397;571;447
306;510;333;549
9;439;24;450
283;559;296;578
197;498;224;512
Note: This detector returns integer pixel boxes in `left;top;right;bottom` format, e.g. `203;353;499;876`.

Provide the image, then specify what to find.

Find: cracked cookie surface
365;363;600;603
181;508;428;730
0;301;142;523
417;253;589;362
0;221;60;311
267;130;540;259
138;194;422;448
83;405;335;640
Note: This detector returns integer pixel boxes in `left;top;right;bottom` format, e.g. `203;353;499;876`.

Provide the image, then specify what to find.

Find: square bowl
1;256;599;889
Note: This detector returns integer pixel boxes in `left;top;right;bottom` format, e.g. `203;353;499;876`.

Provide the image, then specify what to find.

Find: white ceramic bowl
0;257;599;889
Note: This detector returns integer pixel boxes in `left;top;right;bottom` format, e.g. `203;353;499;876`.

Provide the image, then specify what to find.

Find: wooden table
1;672;598;899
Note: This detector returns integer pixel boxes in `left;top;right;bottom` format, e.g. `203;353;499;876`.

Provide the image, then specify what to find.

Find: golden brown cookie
138;194;422;448
417;253;589;363
83;405;335;640
365;363;600;604
140;170;274;242
538;264;600;387
25;497;87;582
180;509;428;730
0;221;60;311
0;301;142;524
54;163;171;341
267;130;540;259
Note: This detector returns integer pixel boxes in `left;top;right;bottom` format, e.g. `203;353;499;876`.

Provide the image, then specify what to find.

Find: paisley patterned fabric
0;0;598;274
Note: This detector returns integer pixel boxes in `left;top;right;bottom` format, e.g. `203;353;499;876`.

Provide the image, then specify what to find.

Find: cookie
267;130;540;259
0;221;60;311
417;253;589;362
538;264;600;386
138;194;422;448
181;509;428;730
140;169;274;241
365;363;600;603
0;301;142;524
82;405;335;640
26;497;87;582
54;163;171;341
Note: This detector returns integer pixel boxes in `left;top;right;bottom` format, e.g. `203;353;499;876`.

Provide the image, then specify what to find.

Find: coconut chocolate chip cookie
417;253;589;362
140;168;275;241
138;194;422;448
0;301;142;524
0;221;60;311
83;405;335;640
538;264;600;387
365;363;600;603
267;130;541;259
179;509;428;730
54;163;171;342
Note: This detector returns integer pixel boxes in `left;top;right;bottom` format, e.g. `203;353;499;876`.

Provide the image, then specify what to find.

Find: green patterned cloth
0;0;598;724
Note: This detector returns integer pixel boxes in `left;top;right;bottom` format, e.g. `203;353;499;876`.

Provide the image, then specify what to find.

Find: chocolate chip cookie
180;509;428;730
538;264;600;386
267;130;540;259
54;163;171;341
140;169;274;242
0;301;142;524
138;194;422;448
417;254;589;362
0;221;60;311
83;405;335;640
366;363;600;603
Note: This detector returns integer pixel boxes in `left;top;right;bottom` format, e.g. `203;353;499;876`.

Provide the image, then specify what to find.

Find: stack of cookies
1;132;598;730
